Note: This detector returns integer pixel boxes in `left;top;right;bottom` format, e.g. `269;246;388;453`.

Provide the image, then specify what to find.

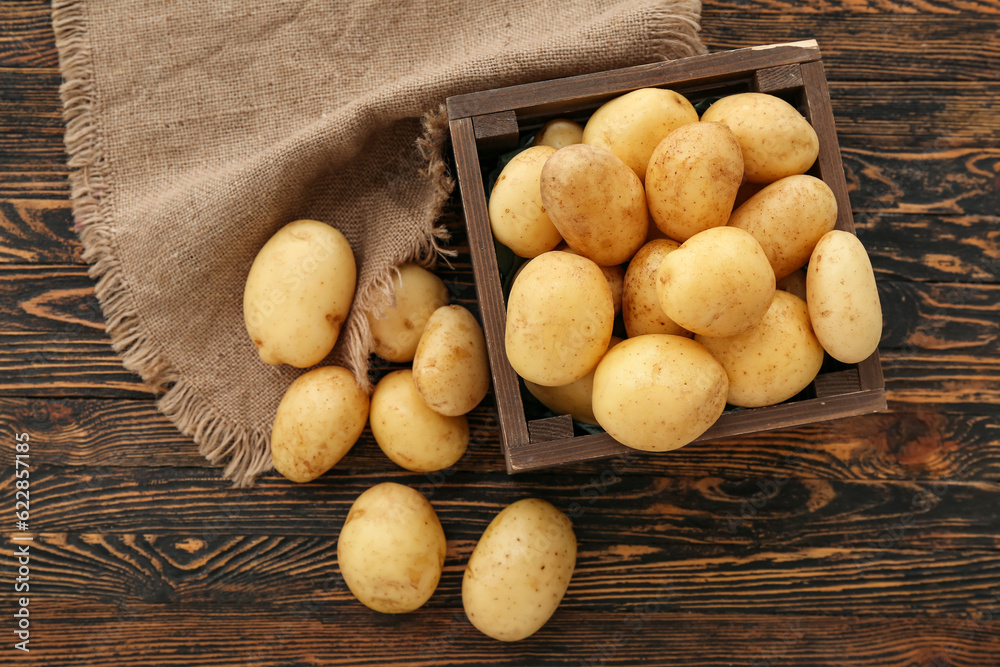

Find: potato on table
366;263;449;363
412;305;490;416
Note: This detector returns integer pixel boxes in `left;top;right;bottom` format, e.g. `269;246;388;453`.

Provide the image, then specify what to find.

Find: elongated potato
463;498;576;641
271;366;369;483
807;231;883;363
488;146;562;258
366;264;449;363
370;369;468;472
728;175;838;280
701;93;819;184
645;121;744;242
540;144;648;266
622;238;688;338
696;291;825;407
243;219;356;368
524;336;622;425
412;305;490;416
338;483;446;614
506;251;614;386
582;88;698;182
532;119;584;150
592;335;728;451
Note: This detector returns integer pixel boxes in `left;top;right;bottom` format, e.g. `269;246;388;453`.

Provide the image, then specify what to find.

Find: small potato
807;230;883;363
463;498;576;642
366;264;449;363
488;146;562;258
506;251;614;386
540;144;648;266
271;366;369;483
412;305;490;416
777;268;808;301
645;121;744;242
656;227;775;337
622;238;689;338
243;219;356;368
533;119;584;150
338;483;446;614
696;291;825;407
728;175;838;280
701;93;819;184
557;244;625;315
370;370;468;472
524;336;622;426
593;335;727;451
582;88;698;182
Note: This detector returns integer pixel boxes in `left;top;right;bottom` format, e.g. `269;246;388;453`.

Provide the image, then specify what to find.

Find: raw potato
592;335;728;451
366;264;449;363
533;119;584;150
582;88;698;182
524;336;622;426
701;92;819;184
807;230;883;363
540;144;648;266
506;251;614;386
412;305;490;416
728;175;838;280
370;369;468;472
656;227;775;337
777;268;808;302
243;219;356;368
463;498;576;641
622;238;689;338
696;291;825;407
645;121;744;242
271;366;369;483
488;146;562;258
338;483;446;614
558;244;624;315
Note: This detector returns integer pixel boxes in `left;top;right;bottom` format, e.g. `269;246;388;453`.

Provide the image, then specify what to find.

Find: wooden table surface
2;1;999;665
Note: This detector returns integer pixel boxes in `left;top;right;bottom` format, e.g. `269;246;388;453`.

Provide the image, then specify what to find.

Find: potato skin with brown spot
807;230;883;363
701;93;819;184
592;335;728;452
337;482;446;614
412;305;490;416
524;336;622;426
540;144;648;266
488;146;562;258
777;268;808;301
696;291;825;407
505;251;614;387
728;174;838;280
271;366;369;483
366;264;449;363
462;498;576;642
622;238;689;338
645;121;744;242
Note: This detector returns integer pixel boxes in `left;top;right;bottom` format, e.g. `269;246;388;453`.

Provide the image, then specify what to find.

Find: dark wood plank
0;198;80;263
0;2;58;69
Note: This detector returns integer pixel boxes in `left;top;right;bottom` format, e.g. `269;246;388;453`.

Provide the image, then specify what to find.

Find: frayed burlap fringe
646;2;708;61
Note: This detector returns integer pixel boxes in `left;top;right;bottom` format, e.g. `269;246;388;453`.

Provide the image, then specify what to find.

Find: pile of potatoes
490;89;882;452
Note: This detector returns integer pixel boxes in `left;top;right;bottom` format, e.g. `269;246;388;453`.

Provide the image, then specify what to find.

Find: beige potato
271;366;369;483
777;268;808;301
540;144;648;266
696;291;825;407
645;121;744;242
524;336;622;426
338;483;446;614
701;93;819;184
412;305;490;416
506;251;614;386
656;227;775;337
558;244;625;315
582;88;698;182
532;118;584;150
728;174;838;280
488;146;562;258
622;238;689;338
592;335;728;451
243;219;356;368
366;264;449;363
463;498;576;642
370;369;468;472
807;230;883;363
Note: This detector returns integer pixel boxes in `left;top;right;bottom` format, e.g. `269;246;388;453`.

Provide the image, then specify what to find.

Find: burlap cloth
53;0;705;485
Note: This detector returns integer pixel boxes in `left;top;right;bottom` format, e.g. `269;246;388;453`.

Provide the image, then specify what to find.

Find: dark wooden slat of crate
753;63;803;94
17;605;1000;667
447;42;821;120
0;198;79;263
449;116;528;455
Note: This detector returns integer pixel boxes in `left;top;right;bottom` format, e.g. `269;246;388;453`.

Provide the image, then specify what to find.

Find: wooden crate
446;40;887;474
